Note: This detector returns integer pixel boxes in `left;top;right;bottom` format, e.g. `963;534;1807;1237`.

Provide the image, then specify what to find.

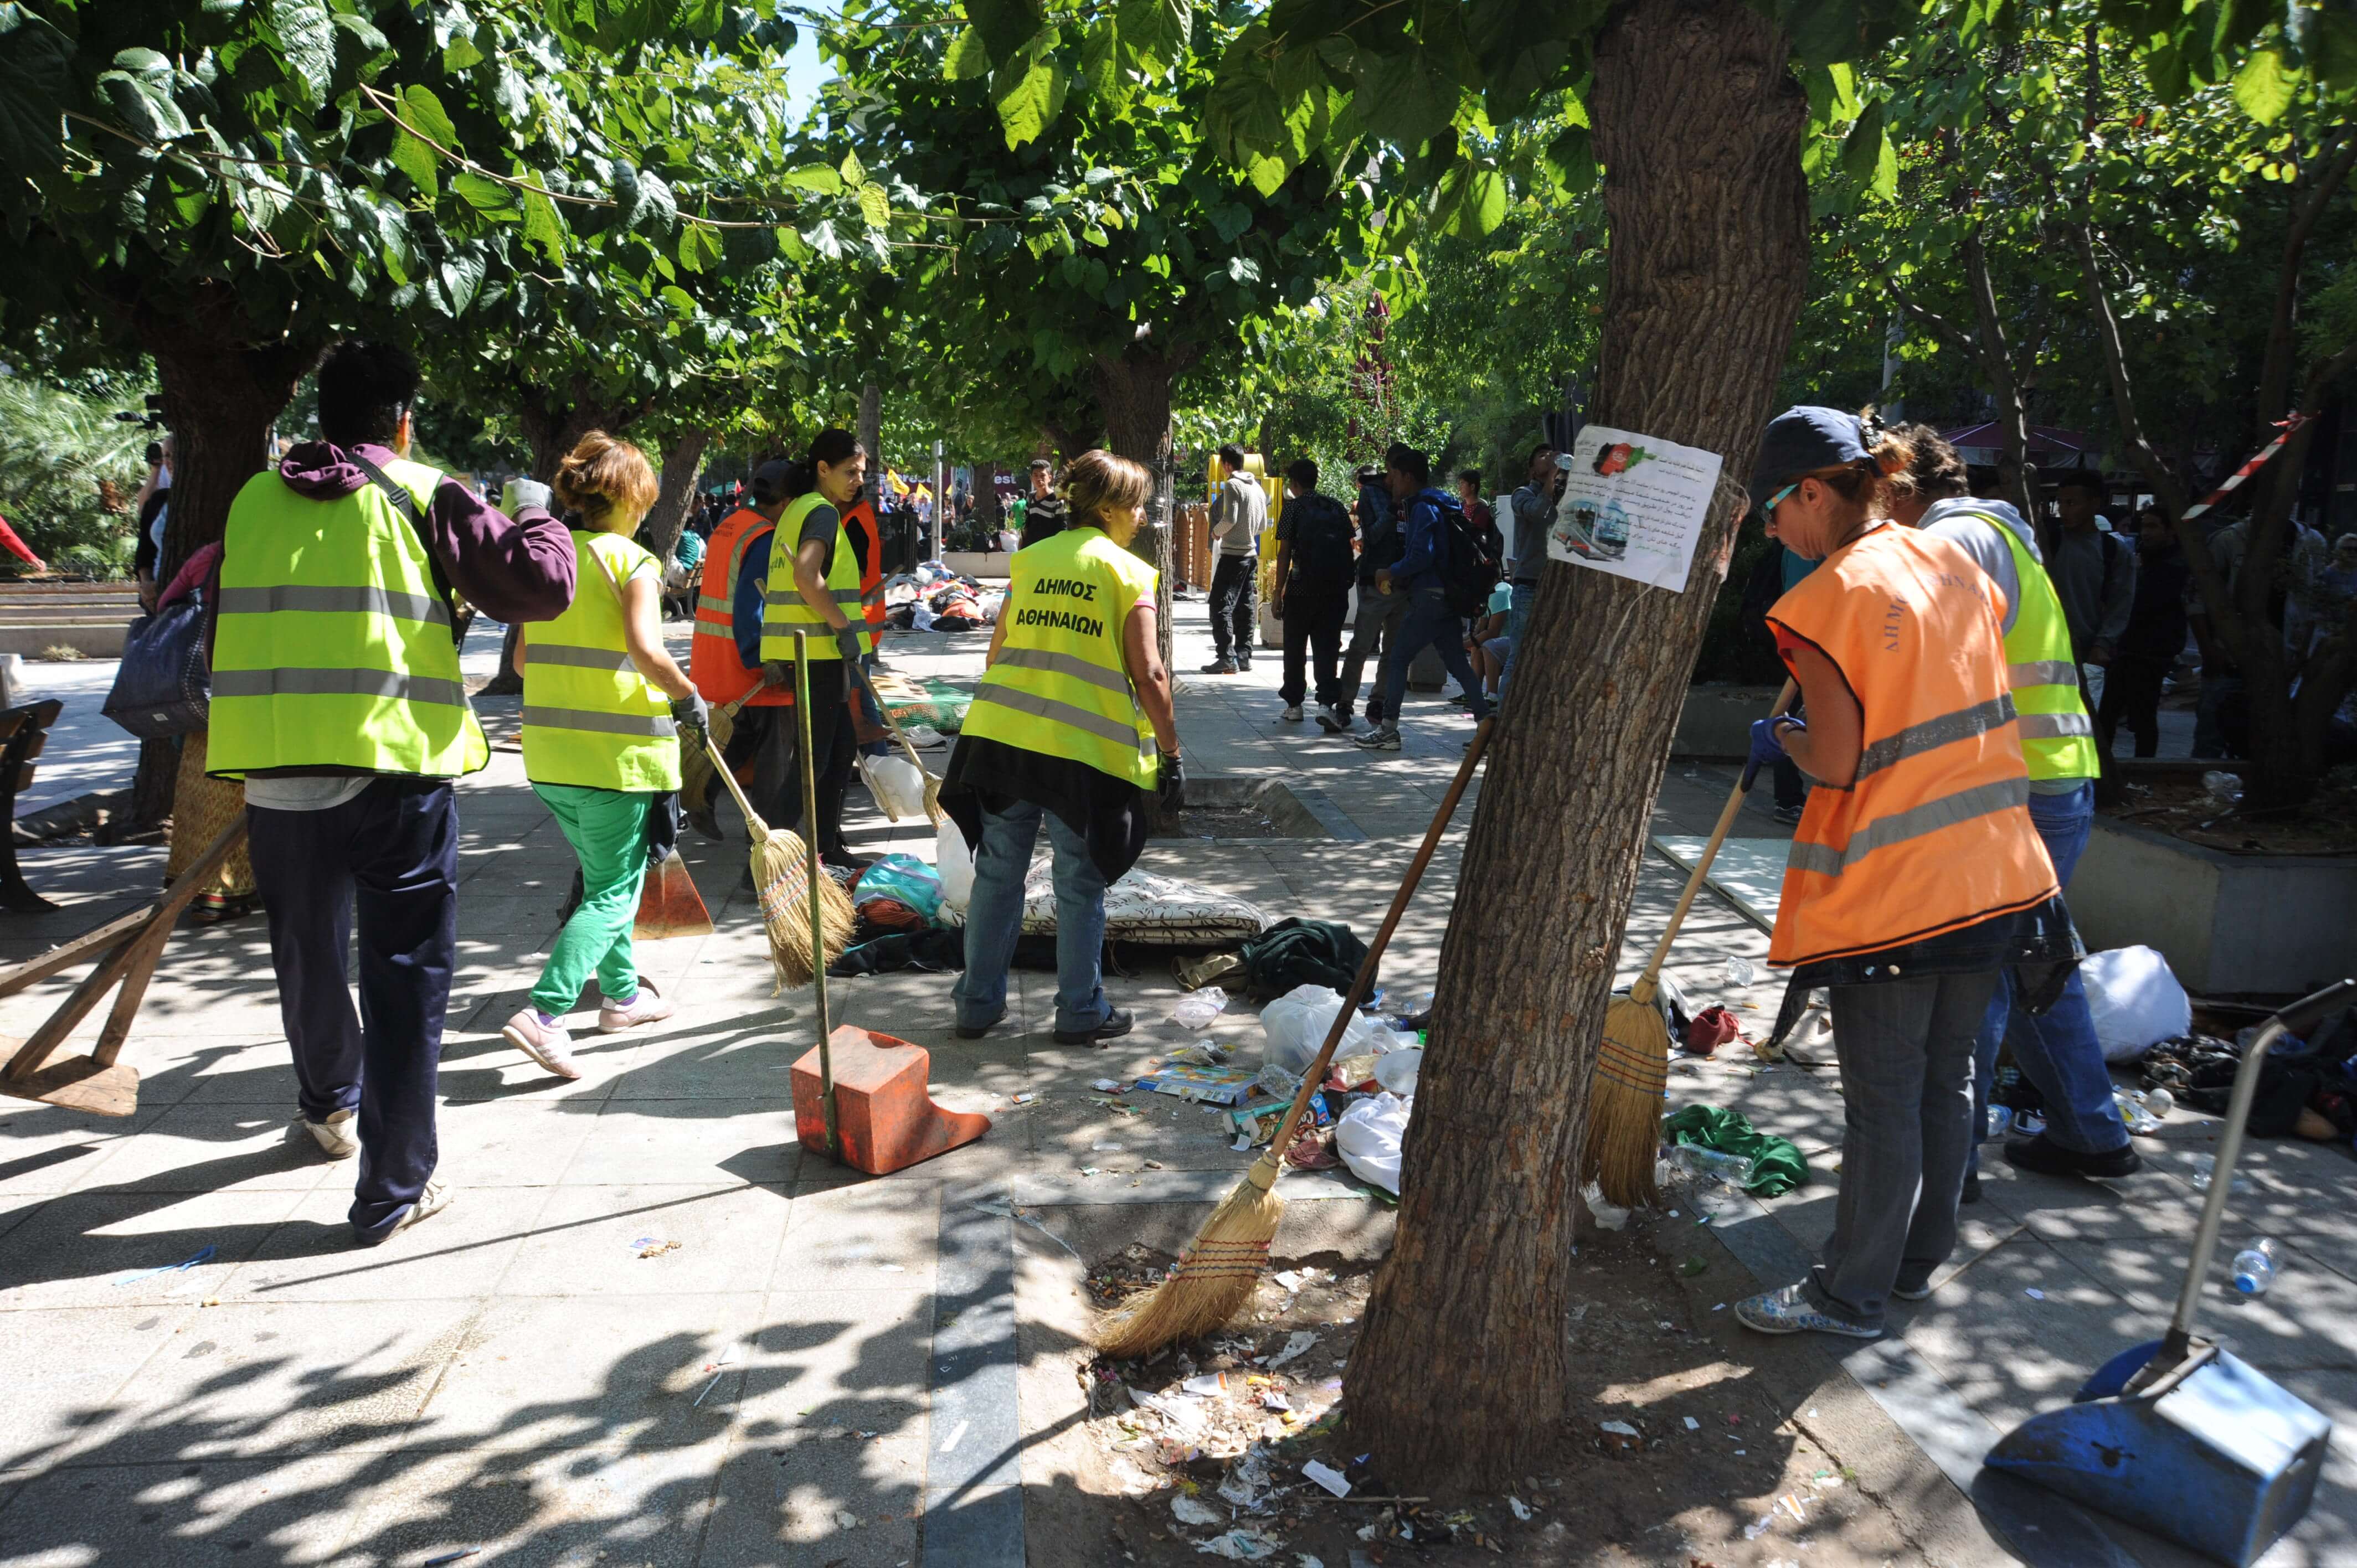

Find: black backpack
1435;492;1502;617
1286;494;1356;589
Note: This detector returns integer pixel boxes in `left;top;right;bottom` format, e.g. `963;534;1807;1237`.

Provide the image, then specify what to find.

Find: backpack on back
1287;495;1357;590
1435;492;1502;617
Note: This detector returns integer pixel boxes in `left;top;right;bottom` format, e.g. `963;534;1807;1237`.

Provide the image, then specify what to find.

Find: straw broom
680;694;749;828
1579;678;1798;1208
697;707;854;992
1097;718;1494;1361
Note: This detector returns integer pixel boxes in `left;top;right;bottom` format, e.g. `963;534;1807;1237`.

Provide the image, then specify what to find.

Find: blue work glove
833;625;865;665
1742;715;1805;792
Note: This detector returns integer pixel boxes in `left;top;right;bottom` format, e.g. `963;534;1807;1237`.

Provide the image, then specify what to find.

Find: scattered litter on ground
2025;1288;2046;1301
1196;1528;1283;1559
1266;1331;1317;1368
1172;987;1230;1030
422;1552;480;1567
1508;1496;1533;1520
1173;1495;1224;1527
110;1245;215;1287
636;1239;681;1259
1303;1459;1352;1497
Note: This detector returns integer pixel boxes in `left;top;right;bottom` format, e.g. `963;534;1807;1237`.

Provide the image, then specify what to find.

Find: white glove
502;478;553;514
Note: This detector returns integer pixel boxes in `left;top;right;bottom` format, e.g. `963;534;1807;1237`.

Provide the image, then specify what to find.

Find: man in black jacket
1272;459;1356;724
1321;467;1406;731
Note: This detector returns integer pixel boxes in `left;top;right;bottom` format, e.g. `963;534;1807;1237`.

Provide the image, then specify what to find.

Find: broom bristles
750;826;855;992
1582;993;1671;1209
1095;1157;1283;1360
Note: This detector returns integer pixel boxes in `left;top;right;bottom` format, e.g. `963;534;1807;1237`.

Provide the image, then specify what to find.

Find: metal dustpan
1985;977;2351;1567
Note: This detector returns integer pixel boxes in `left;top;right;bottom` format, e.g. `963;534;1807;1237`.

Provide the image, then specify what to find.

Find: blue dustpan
1985;979;2350;1566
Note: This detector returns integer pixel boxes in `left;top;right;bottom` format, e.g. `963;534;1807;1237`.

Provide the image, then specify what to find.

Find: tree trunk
516;379;649;482
642;429;713;568
1095;351;1186;669
858;382;882;474
1343;0;1809;1488
130;285;322;563
1961;229;2040;525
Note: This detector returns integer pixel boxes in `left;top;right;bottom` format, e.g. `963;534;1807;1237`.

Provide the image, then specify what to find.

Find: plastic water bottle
2231;1239;2280;1296
1674;1146;1757;1188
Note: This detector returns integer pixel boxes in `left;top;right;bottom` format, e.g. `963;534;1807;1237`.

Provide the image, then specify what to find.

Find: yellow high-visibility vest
522;530;681;791
760;493;869;662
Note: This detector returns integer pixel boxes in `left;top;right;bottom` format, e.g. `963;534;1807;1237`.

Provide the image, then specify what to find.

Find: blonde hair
1064;448;1151;529
1798;407;1917;522
553;431;660;529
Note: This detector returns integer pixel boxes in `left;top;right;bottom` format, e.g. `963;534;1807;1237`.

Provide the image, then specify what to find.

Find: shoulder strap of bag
348;452;460;645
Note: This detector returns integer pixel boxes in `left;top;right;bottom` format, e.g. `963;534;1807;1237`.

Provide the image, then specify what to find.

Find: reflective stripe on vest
960;525;1159;790
1980;514;2100;782
760;493;871;661
688;509;788;706
521;530;683;791
1766;525;2056;969
207;456;488;780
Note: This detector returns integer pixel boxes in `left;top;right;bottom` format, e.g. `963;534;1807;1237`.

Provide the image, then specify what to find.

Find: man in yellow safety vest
209;341;576;1246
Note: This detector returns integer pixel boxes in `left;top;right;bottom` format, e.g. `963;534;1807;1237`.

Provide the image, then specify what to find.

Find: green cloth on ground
1664;1103;1810;1196
531;781;653;1015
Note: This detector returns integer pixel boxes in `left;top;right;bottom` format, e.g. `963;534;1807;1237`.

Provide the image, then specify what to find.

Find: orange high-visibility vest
689;507;790;708
1766;523;2057;969
843;497;889;650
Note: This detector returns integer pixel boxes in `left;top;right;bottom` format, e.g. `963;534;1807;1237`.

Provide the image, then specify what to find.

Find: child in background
503;432;709;1079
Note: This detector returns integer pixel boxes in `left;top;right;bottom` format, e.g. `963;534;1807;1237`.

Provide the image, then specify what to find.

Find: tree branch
1882;280;1977;358
2257;122;2357;425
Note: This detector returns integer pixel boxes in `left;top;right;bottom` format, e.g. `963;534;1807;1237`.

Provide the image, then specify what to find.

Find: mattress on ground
870;672;971;733
1019;862;1270;944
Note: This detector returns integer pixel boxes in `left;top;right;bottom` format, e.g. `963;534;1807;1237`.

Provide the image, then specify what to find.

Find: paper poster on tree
1547;426;1723;593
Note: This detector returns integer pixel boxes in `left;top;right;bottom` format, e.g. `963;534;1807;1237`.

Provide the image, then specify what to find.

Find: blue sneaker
1735;1285;1881;1339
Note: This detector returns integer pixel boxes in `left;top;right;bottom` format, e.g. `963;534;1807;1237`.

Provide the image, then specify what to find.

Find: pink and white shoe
598;978;673;1034
501;1009;582;1080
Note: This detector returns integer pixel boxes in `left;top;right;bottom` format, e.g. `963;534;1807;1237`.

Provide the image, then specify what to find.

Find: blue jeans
1500;582;1535;698
1970;782;2128;1165
953;796;1110;1035
1381;591;1489;726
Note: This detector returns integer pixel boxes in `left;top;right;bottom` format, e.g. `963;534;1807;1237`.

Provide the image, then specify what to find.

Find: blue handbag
102;590;210;739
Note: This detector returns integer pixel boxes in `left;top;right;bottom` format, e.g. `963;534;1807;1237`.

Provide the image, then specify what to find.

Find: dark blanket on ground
1238;917;1368;997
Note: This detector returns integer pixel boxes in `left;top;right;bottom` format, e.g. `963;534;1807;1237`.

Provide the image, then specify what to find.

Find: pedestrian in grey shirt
1501;443;1562;699
1203;442;1266;673
2046;472;2135;663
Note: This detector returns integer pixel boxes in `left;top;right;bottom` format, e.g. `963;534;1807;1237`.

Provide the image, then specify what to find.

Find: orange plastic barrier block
792;1024;991;1174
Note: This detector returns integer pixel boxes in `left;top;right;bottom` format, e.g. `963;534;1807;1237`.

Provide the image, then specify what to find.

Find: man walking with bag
209;341;575;1245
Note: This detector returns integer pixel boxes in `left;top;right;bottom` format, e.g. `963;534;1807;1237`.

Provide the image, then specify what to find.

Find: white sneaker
904;724;949;750
373;1179;452;1244
1280;704;1304;723
502;1009;583;1080
1352;725;1402;751
295;1107;358;1160
598;978;673;1034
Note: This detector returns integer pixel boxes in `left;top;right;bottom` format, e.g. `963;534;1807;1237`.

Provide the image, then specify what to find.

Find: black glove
670;690;711;739
760;659;792;688
1157;749;1185;811
833;625;865;665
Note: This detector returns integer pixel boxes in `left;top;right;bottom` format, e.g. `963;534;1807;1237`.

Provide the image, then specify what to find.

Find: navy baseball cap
1750;406;1873;503
750;459;794;504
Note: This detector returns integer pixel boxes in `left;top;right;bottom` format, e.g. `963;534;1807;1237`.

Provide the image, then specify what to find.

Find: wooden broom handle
1257;716;1495;1166
701;724;768;836
1634;678;1798;988
843;658;944;826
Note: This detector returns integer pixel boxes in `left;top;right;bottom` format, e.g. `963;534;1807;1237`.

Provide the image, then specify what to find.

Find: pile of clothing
881;562;1005;633
2139;1003;2357;1144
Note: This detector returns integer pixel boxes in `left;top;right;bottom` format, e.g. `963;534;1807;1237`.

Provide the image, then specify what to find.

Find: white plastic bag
1172;987;1229;1030
2081;945;2191;1064
857;754;929;821
934;817;975;915
1373;1048;1423;1096
1259;984;1390;1075
1335;1092;1412;1193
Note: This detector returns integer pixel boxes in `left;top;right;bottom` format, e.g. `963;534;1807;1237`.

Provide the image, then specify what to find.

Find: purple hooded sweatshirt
272;441;575;623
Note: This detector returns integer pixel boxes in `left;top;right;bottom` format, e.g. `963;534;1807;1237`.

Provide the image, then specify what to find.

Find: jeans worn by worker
953;796;1111;1036
531;783;652;1016
1805;969;1999;1330
248;777;459;1243
1279;590;1350;710
1499;581;1535;699
2194;666;2242;759
1969;782;2130;1167
1381;590;1490;726
1335;585;1408;722
1208;554;1258;667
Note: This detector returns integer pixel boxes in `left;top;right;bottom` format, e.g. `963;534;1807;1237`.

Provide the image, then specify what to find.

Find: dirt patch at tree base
1026;1213;1941;1567
2101;767;2357;855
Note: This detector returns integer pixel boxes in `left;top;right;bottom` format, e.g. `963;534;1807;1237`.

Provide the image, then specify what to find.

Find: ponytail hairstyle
1790;407;1917;523
553;430;660;529
1063;448;1151;530
1892;421;1968;503
783;427;864;498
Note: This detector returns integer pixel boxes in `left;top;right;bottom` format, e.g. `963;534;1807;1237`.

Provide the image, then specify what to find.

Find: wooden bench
0;699;64;912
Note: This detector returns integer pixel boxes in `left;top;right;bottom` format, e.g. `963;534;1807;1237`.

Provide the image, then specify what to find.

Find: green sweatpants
530;782;652;1016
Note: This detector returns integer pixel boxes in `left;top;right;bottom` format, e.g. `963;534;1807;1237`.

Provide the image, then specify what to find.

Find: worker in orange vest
686;459;795;839
1731;406;2073;1343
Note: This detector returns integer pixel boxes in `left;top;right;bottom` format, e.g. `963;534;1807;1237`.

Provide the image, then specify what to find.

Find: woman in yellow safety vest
1732;407;2073;1342
941;450;1183;1045
756;428;871;866
502;433;709;1081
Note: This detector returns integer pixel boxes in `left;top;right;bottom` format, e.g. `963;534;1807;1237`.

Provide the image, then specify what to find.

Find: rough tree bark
1342;0;1810;1487
858;381;882;474
1095;349;1192;671
641;429;713;569
516;378;651;482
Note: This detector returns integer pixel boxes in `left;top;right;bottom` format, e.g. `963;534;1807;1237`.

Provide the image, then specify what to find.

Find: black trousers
2097;654;2170;759
248;778;459;1241
1279;590;1350;708
753;660;853;854
1209;554;1258;663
